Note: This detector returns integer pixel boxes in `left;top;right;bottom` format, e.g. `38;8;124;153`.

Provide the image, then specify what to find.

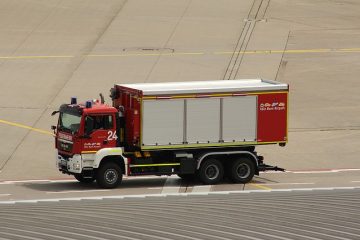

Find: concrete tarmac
0;0;360;199
0;189;359;240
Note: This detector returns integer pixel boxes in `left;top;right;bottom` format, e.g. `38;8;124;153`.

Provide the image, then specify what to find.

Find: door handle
103;140;108;144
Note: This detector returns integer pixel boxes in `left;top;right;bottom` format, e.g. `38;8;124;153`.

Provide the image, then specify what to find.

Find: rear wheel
96;162;122;189
74;174;95;184
197;158;224;185
228;157;255;184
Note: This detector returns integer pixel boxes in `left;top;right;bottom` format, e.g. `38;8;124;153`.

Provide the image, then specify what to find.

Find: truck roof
117;79;288;96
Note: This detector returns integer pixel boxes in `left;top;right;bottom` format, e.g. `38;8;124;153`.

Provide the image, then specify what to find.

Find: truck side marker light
110;149;122;153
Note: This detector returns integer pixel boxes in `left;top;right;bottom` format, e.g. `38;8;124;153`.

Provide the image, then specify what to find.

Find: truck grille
58;139;73;152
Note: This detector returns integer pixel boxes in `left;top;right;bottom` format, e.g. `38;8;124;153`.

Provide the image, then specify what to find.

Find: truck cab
54;98;127;188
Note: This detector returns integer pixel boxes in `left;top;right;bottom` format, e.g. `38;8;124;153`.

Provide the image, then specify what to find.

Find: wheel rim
205;164;219;180
236;163;250;179
104;169;118;184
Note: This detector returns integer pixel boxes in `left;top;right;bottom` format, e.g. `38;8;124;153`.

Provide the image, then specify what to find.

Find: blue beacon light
71;97;77;105
85;100;92;108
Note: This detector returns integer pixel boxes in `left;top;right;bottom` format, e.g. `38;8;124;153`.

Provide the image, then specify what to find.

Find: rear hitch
258;163;285;172
257;156;285;172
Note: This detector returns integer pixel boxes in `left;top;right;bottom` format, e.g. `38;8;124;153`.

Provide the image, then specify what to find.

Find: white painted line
0;186;360;205
46;190;110;194
192;185;212;193
351;181;360;183
0;179;50;184
161;176;181;194
0;176;168;185
1;168;359;185
49;180;77;183
292;171;336;174
290;168;360;174
0;179;76;185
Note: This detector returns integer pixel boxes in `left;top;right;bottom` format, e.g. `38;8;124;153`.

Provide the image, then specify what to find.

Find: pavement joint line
0;194;11;197
0;187;360;204
351;181;360;183
0;119;53;136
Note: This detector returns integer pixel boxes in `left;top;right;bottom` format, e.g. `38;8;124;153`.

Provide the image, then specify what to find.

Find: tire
197;158;224;185
96;162;122;189
228;157;255;184
74;174;95;184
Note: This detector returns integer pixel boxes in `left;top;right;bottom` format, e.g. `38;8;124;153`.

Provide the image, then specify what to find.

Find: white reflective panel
223;96;257;142
186;98;220;143
142;100;184;146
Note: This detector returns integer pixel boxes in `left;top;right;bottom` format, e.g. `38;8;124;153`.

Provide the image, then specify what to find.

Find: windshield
59;112;81;133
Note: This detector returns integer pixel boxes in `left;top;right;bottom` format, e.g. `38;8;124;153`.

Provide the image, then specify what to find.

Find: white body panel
142;99;184;145
141;96;258;147
186;98;220;143
119;79;288;96
222;96;257;142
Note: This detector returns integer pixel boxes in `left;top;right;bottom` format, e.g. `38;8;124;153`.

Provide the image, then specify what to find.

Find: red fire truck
52;79;288;188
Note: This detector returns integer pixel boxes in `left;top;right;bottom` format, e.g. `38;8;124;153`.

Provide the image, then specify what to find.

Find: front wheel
96;163;122;189
228;157;255;184
197;158;224;185
74;174;95;184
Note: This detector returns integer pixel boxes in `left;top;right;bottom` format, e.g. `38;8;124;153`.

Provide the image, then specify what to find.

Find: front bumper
56;154;82;174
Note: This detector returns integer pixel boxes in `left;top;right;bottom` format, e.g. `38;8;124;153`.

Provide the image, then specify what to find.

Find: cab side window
85;115;113;134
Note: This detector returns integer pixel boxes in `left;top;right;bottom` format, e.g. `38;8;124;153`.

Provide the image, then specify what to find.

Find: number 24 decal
107;131;118;141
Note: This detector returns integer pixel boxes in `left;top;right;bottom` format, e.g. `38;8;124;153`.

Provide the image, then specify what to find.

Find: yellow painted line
250;183;272;191
1;48;359;60
0;119;53;136
338;48;360;51
0;55;74;60
87;52;204;57
215;48;360;55
215;49;328;55
130;163;180;168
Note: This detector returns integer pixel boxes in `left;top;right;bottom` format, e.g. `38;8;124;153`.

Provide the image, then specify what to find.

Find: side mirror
85;116;94;136
51;125;57;134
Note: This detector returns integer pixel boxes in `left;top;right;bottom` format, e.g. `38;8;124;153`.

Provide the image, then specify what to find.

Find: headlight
73;163;81;170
